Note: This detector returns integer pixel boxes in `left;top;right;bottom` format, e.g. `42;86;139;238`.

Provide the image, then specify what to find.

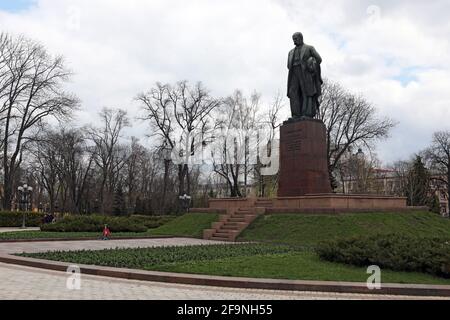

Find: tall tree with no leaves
317;79;396;190
58;129;94;214
212;90;261;197
0;33;78;209
87;108;130;214
137;81;220;200
255;93;283;197
28;129;61;214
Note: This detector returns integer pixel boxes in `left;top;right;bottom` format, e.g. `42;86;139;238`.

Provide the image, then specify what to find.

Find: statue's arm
311;46;322;64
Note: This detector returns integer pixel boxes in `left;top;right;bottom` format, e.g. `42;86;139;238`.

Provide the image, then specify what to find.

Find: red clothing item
103;227;111;238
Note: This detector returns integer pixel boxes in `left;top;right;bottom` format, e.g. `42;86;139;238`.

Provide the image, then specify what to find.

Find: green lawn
0;213;217;240
239;211;450;247
20;243;450;285
157;252;450;285
11;210;450;285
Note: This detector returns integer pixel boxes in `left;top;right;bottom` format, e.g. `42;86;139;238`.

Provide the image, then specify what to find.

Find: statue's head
292;32;304;46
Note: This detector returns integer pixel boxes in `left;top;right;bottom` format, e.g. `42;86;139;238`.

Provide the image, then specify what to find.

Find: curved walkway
0;227;40;233
1;262;443;300
0;237;449;300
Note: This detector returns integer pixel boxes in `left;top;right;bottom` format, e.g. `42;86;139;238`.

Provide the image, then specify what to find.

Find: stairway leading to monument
203;207;259;242
203;199;277;242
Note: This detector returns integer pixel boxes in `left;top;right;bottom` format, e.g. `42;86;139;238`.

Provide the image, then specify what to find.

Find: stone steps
210;236;230;241
221;225;240;230
203;207;260;242
214;231;231;237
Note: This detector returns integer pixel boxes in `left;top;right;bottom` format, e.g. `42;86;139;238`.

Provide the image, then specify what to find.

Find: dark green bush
0;211;45;227
41;215;146;233
40;214;175;233
316;234;450;278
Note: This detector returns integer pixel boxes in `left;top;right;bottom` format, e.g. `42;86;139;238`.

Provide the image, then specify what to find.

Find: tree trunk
2;165;16;210
447;166;450;218
2;180;12;210
186;165;191;195
49;191;55;214
99;174;106;214
162;159;170;213
177;164;186;195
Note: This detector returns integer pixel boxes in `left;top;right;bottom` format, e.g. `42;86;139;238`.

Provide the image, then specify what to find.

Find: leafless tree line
137;83;283;200
1;32;411;215
27;115;183;215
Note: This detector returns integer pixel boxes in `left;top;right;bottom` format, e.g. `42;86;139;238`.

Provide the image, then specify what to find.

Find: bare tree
28;129;61;213
254;93;283;197
211;90;261;197
122;137;166;213
124;137;143;211
317;79;396;190
390;160;412;196
425;131;450;216
0;33;78;209
50;128;94;214
87;108;130;214
137;81;220;200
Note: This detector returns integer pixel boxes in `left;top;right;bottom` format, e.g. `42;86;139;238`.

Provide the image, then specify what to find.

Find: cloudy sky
0;0;449;165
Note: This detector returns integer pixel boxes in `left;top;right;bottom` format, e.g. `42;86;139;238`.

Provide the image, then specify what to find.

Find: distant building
341;169;449;217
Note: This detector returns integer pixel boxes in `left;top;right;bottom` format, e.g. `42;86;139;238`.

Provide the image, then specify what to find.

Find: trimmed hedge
40;214;174;233
0;211;45;227
316;234;450;278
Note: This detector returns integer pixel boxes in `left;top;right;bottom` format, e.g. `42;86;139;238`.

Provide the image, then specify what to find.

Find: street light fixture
17;183;33;229
179;194;191;214
162;145;172;162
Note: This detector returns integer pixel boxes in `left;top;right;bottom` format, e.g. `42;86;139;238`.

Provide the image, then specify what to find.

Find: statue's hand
306;57;317;73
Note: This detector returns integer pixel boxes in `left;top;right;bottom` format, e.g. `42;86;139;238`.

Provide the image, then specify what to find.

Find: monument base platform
198;195;416;242
205;194;411;214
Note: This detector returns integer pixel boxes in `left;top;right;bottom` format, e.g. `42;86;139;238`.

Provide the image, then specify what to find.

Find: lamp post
17;184;33;229
178;194;191;214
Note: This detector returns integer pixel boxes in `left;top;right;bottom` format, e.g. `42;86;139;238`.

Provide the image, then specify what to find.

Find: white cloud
0;0;449;163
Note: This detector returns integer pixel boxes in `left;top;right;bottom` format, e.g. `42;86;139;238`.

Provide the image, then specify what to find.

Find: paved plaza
0;237;448;300
2;262;447;300
0;227;40;233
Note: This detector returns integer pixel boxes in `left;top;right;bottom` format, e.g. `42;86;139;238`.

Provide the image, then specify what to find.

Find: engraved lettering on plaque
284;128;306;152
286;136;303;152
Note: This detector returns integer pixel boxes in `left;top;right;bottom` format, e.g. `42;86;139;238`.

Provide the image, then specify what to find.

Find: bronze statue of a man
287;32;323;119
